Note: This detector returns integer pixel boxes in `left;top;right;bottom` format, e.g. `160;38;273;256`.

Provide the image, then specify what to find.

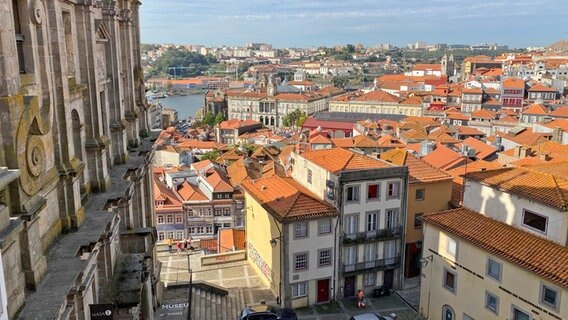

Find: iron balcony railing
342;225;403;244
342;256;401;274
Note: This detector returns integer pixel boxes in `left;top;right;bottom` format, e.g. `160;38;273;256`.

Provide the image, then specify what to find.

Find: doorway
317;279;330;303
344;276;355;297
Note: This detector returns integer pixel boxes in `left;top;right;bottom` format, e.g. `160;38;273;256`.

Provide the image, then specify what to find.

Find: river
152;94;205;121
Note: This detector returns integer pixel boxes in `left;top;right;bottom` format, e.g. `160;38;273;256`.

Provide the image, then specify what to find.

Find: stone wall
0;0;152;318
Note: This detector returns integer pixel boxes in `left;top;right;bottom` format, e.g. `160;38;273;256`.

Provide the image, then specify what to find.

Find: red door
317;279;330;303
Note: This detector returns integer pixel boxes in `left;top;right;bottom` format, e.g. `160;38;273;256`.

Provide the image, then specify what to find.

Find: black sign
89;304;114;320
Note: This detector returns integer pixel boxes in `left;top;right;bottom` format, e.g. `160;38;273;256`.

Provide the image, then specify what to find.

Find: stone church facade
0;0;157;319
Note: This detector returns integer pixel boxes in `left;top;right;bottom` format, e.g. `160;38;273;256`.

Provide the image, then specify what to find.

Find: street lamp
420;255;434;319
269;236;283;305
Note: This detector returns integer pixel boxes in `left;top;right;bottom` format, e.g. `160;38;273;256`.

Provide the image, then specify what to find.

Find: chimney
514;145;522;159
539;152;550;161
419;140;435;157
552;127;563;143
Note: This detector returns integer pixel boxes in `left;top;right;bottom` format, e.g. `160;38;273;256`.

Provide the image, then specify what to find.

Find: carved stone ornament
27;136;46;178
31;0;44;25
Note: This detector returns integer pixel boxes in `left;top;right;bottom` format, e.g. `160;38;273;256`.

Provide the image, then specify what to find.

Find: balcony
343;226;403;245
342;256;401;274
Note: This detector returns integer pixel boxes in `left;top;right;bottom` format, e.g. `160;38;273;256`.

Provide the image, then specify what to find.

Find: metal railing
343;225;403;244
342;256;401;274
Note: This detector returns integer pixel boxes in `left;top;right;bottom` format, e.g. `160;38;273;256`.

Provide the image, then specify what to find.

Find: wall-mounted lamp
419;255;433;266
269;236;281;248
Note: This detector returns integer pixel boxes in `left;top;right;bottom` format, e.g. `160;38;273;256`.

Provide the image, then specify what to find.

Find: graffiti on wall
248;242;274;282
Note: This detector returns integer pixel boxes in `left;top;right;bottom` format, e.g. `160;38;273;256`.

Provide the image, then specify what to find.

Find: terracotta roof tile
241;176;337;223
502;77;526;89
422;208;568;288
522;103;549;115
466;166;568;210
421;143;466;170
302;148;394;174
456;137;497;160
380;149;452;184
528;82;557;92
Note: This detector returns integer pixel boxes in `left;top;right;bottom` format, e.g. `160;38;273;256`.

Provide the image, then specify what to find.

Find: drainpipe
271;216;283;307
399;168;409;289
333;174;344;302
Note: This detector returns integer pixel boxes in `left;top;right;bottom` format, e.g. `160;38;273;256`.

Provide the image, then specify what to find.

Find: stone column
76;1;111;192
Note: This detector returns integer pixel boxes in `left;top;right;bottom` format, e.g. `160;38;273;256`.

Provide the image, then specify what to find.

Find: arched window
442;305;454;320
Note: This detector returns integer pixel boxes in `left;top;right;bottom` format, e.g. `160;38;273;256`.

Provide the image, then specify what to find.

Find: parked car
240;304;298;320
349;312;396;320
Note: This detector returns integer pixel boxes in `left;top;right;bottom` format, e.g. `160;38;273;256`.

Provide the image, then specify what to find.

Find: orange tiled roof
353;90;400;103
525;161;568;179
302;148;393;174
380;149;452;184
455;126;486;137
544;119;568;131
497;128;550;146
241;176;337;223
456;137;497;160
522;104;549;115
471;109;495;119
502;77;525;89
422;208;568;288
421;143;465;170
528;82;557;92
310;134;333;145
549;107;568;118
218;119;262;129
466;166;568;210
177;181;208;201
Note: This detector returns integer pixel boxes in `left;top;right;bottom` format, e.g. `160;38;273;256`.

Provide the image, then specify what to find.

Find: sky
140;0;568;49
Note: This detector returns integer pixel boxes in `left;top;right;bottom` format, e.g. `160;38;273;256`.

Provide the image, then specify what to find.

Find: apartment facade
420;208;567;320
290;148;409;297
241;176;338;308
379;149;453;278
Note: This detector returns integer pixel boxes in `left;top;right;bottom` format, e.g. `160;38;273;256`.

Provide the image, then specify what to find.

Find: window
166;215;174;224
415;188;425;201
318;219;332;235
344;214;358;234
540;284;560;310
307;169;312;184
318;249;332;267
346;185;360;202
486;258;501;281
157;215;164;224
443;268;456;293
485;291;499;314
364;272;376;287
414;213;423;228
367;183;380;200
214;208;222;216
447;238;457;259
176;231;184;239
512;306;531;320
175;214;183;223
158;232;165;242
294;252;308;271
442;305;454;320
522;210;547;233
291;282;307;298
366;211;378;231
223;208;231;216
12;0;25;73
294;222;308;238
387;181;400;199
206;225;213;233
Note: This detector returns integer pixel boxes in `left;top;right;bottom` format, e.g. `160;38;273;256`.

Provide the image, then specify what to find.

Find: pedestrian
176;240;183;255
183;237;190;252
166;238;173;254
357;290;365;308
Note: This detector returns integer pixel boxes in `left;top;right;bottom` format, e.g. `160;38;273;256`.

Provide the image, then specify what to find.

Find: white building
290;148;409;297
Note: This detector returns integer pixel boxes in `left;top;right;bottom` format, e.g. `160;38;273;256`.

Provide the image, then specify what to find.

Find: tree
296;112;308;127
282;109;303;128
214;112;225;124
200;150;219;162
202;111;215;126
346;44;355;53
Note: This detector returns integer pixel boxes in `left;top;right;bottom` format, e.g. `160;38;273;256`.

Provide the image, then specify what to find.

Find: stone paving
157;245;421;320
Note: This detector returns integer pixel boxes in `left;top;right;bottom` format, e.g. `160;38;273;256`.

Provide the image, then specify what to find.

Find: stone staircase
158;284;246;320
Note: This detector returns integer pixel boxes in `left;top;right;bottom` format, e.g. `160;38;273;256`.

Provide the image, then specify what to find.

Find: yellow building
420;208;568;320
379;149;453;278
241;175;338;308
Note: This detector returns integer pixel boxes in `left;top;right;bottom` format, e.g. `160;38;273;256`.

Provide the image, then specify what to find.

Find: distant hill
545;40;568;55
